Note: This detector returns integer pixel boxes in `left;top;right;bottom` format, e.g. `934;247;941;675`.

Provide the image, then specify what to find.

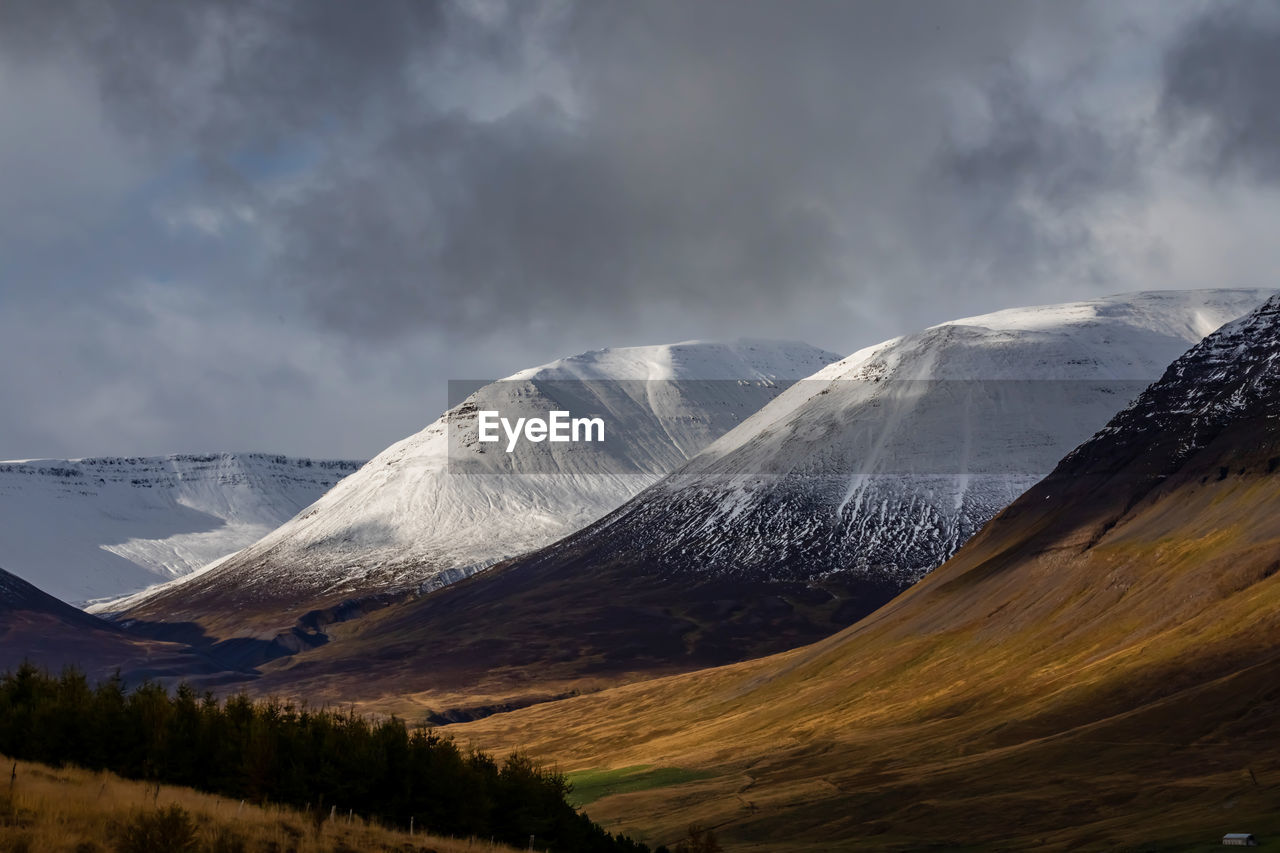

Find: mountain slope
121;341;839;636
240;290;1271;711
0;567;221;681
558;288;1273;586
0;453;361;605
449;293;1280;850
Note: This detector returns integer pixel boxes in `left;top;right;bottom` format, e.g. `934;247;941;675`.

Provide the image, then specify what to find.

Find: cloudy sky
2;0;1278;459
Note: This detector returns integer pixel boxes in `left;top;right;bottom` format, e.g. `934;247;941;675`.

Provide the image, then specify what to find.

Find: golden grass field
0;755;522;853
441;428;1280;850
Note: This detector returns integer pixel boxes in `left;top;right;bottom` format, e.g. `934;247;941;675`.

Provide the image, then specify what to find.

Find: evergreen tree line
0;665;653;852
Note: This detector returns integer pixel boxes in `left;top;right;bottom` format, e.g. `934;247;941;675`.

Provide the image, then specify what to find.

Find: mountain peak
1057;292;1280;481
506;339;840;383
118;338;842;638
0;453;364;605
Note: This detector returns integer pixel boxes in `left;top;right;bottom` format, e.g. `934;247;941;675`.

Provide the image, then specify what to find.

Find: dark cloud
941;71;1137;209
0;0;1276;458
0;0;448;149
268;0;1122;339
0;1;1143;343
926;67;1143;297
1161;1;1280;181
277;97;848;337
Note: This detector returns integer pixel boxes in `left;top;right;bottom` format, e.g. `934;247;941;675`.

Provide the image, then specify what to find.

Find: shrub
672;824;722;853
208;826;247;853
113;804;198;853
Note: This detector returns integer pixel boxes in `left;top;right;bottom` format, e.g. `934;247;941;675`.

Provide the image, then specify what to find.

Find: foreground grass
566;766;713;808
0;755;520;853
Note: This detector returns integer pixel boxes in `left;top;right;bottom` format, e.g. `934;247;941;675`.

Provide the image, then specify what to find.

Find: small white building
1223;833;1259;847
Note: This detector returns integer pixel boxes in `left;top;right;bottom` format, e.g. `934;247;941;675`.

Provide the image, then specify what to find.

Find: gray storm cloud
0;0;1275;458
273;1;1129;337
1161;0;1280;181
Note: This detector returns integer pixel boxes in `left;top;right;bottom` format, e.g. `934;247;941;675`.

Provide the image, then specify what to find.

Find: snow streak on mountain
0;454;361;605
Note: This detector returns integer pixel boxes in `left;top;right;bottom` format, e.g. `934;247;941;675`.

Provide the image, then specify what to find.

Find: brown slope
448;436;1280;850
241;545;899;717
439;301;1280;849
0;567;229;683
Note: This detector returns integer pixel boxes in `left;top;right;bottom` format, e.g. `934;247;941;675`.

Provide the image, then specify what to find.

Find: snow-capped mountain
1058;293;1280;478
440;294;1280;851
510;289;1274;587
0;454;362;606
223;290;1275;712
118;340;840;632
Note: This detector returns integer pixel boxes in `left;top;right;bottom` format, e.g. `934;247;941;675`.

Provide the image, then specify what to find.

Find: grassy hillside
0;755;521;852
443;423;1280;850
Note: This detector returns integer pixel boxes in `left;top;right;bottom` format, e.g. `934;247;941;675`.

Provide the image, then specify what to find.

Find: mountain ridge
118;339;841;636
0;452;363;605
602;288;1273;585
444;290;1280;850
218;290;1273;713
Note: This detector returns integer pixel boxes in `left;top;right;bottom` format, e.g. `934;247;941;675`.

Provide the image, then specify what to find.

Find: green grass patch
566;764;715;807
